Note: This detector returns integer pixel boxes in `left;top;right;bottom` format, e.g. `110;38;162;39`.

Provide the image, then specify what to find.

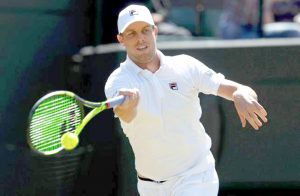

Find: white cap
117;4;154;34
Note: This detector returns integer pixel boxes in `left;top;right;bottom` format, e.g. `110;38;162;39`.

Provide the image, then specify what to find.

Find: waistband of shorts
137;175;166;183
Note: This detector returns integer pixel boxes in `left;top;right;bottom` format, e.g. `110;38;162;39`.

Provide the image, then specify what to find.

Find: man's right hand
114;88;140;123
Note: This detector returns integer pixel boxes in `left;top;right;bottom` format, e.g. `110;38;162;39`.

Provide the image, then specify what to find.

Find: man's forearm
217;79;257;101
114;106;137;123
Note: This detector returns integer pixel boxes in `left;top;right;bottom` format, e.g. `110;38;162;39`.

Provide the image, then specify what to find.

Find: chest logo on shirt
169;82;178;90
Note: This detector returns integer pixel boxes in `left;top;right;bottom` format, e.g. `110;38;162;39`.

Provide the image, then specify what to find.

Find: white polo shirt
105;50;225;181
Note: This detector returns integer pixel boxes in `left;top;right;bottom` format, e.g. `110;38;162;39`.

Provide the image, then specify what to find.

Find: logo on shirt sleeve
169;82;178;90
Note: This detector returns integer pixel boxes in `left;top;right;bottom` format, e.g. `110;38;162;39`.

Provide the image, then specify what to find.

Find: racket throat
74;105;106;135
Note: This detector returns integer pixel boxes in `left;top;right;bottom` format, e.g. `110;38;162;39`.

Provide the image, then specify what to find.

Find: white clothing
105;50;225;181
138;165;219;196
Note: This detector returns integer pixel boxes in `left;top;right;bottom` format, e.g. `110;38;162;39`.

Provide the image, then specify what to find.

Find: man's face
117;21;158;65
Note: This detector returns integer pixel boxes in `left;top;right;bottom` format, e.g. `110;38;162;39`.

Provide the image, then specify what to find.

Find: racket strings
29;95;82;153
30;105;80;136
31;103;79;123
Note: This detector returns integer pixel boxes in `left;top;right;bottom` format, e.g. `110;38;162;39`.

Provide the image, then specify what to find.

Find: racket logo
169;82;178;90
60;111;77;137
129;10;138;16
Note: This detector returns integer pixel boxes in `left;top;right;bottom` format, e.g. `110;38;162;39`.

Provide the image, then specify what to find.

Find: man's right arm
114;88;139;123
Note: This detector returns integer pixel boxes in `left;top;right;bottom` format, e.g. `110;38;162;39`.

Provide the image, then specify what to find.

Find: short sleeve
186;55;225;95
104;68;132;99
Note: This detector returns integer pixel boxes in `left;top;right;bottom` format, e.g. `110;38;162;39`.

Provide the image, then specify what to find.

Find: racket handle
105;95;125;109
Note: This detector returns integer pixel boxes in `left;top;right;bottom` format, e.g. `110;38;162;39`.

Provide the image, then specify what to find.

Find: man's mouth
137;45;148;51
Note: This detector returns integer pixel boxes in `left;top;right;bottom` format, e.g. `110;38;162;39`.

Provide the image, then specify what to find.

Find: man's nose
136;32;145;42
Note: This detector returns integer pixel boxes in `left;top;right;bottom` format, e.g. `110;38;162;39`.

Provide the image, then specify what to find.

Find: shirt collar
121;50;167;76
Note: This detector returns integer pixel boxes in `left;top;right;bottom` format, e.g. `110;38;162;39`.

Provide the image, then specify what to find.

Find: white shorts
137;166;219;196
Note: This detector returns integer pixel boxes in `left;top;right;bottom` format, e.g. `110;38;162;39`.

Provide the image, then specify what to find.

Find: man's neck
138;53;160;73
145;58;160;73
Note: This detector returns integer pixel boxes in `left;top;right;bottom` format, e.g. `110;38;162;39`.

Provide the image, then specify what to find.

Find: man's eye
143;27;152;34
126;32;135;37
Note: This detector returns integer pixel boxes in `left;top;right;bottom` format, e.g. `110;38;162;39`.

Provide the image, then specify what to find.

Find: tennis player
105;4;268;196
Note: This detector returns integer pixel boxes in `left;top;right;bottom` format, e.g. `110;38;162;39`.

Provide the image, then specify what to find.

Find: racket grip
105;95;125;109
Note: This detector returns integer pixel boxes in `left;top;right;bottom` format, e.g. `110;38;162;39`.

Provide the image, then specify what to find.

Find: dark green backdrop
1;0;299;195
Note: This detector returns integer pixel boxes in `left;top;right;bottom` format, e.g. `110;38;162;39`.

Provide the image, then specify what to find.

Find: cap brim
119;19;154;34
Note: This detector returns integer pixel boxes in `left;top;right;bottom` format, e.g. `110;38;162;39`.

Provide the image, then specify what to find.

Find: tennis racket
28;90;125;155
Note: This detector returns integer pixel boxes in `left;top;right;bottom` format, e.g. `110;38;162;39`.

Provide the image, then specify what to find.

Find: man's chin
136;54;154;62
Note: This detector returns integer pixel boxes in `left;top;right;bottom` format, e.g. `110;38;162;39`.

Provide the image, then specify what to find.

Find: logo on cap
129;10;138;16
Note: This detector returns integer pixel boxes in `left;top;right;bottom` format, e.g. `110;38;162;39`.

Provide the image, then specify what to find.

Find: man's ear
117;34;124;45
154;25;159;37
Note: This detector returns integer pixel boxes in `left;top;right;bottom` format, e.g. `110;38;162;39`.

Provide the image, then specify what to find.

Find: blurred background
0;0;299;195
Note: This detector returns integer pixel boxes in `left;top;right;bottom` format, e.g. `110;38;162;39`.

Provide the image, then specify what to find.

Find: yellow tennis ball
61;132;79;150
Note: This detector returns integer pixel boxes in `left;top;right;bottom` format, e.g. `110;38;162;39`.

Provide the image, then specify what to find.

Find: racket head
28;91;84;155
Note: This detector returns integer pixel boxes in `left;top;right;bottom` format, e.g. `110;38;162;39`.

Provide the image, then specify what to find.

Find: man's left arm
217;79;268;130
